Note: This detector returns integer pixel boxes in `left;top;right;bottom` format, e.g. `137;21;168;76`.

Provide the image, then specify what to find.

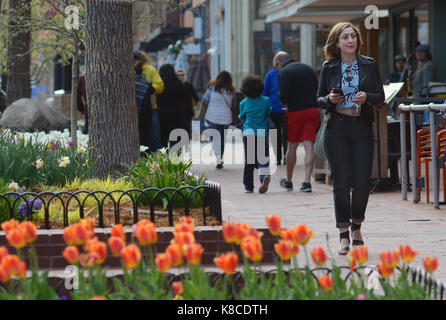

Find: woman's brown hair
214;71;235;93
324;22;362;60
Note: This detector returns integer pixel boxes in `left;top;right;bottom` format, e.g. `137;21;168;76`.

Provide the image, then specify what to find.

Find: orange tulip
377;262;393;278
293;224;314;245
311;246;327;266
318;275;333;291
89;296;107;300
280;228;297;244
214;252;238;275
79;218;95;234
266;214;281;236
178;216;194;226
110;224;126;241
135;221;157;246
173;232;195;252
108;236;125;257
121;244;141;269
0;265;10;283
155;253;172;273
241;236;263;262
275;240;295;261
235;223;251;245
171;281;184;295
173;221;194;235
1;254;22;276
79;252;99;268
1;219;19;234
248;228;263;239
423;257;439;273
62;246;79;265
63;225;75;245
0;246;9;263
350;245;368;265
65;223;91;246
165;243;184;267
185;243;204;265
398;245;418;263
85;239;107;265
291;243;299;256
379;250;399;269
222;222;237;244
18;221;37;244
6;228;26;249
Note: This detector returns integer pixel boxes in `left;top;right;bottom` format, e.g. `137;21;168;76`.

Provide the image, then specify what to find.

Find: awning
139;26;193;53
262;0;427;24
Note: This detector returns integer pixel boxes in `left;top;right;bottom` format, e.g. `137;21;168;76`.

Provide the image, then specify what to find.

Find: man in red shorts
275;51;320;192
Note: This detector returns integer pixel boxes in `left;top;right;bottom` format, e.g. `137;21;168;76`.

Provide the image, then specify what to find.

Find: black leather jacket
316;54;385;127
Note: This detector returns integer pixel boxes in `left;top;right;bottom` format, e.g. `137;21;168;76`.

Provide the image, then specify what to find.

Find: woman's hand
352;91;367;105
329;89;345;104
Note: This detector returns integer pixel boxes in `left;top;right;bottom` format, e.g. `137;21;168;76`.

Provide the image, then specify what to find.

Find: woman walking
203;71;236;169
157;64;187;149
316;22;384;255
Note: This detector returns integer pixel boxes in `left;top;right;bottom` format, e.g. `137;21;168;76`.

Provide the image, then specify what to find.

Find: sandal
338;231;350;255
351;223;364;247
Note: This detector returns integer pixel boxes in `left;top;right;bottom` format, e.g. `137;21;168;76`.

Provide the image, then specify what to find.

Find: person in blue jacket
263;54;288;165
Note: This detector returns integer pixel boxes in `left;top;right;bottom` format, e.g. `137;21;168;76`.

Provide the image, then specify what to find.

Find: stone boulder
0;98;69;131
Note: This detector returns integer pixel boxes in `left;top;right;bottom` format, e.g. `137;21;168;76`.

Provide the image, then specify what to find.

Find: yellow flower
59;156;70;168
77;145;85;154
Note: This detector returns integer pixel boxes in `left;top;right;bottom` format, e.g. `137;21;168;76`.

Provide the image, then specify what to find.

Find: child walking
239;75;272;193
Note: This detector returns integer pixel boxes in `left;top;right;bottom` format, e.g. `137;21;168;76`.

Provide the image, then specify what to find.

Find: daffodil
59;156;71;168
35;159;44;169
8;181;19;192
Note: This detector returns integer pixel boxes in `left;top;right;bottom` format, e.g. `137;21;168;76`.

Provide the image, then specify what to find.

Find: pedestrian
133;51;164;153
387;54;406;84
176;68;200;138
202;71;236;169
239;74;272;194
157;64;187;149
263;55;288;166
135;62;155;150
276;51;320;193
316;22;384;255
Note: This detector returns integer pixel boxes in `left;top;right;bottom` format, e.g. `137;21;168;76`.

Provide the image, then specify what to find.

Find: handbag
221;91;240;126
197;85;213;120
314;113;327;161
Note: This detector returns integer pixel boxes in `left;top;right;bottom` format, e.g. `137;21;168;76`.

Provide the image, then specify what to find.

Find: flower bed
0;214;443;300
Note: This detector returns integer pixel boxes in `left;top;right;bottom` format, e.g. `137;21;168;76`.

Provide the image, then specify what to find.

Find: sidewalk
191;140;446;283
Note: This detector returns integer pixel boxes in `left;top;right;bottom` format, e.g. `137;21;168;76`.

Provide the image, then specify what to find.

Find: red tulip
235;223;251;245
0;265;10;283
135;221;157;246
62;246;79;265
1;219;19;235
377;262;393;278
222;222;237;244
185;243;204;265
423;257;439;273
350;245;368;264
241;236;263;262
108;236;125;257
398;245;418;263
311;246;327;266
85;239;107;265
214;252;238;275
155;253;172;273
293;224;314;245
379;250;399;269
274;240;295;261
318;275;333;291
280;228;297;244
0;247;9;263
6;228;26;249
110;224;126;241
1;255;22;276
172;281;184;295
266;214;281;236
18;221;37;244
121;244;141;269
165;243;184;267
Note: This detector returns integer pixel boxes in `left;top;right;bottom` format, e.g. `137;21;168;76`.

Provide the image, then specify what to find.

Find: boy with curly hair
239;75;272;193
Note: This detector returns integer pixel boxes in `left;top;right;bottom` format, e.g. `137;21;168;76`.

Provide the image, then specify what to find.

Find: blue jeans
204;121;229;160
149;109;162;153
324;113;374;228
243;135;270;191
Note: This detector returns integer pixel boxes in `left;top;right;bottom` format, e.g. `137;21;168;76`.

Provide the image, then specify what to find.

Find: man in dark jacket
276;51;320;193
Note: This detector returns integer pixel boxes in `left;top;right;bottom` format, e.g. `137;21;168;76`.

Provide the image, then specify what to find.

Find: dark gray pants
324;113;374;228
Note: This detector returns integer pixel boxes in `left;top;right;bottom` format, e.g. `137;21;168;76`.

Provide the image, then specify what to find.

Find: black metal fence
0;180;222;228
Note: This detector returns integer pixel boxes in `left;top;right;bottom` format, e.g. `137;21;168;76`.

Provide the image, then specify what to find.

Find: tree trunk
85;0;139;177
70;37;79;147
6;0;31;105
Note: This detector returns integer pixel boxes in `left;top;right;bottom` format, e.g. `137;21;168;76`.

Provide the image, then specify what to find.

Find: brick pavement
190;140;446;283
